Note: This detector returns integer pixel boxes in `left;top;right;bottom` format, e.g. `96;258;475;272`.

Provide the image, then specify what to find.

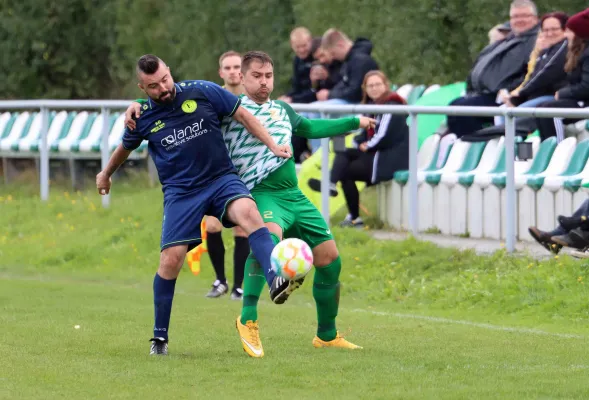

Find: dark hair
241;51;274;73
565;36;587;73
541;11;568;30
310;37;322;56
136;54;163;77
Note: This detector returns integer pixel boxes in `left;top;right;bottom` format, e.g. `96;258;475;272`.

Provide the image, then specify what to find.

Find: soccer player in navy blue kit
96;54;293;355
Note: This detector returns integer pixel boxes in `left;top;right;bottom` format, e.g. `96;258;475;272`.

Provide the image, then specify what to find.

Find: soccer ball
271;238;314;280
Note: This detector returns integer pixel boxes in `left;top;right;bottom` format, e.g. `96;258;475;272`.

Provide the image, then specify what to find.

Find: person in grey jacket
447;0;540;137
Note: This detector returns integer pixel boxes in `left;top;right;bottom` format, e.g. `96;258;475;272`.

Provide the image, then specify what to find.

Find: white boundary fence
1;99;588;253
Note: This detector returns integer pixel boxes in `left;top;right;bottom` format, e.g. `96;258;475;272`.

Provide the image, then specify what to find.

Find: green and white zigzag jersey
222;95;291;190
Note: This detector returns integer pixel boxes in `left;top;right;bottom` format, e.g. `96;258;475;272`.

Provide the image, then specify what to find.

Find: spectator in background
319;29;379;104
535;8;589;142
503;12;568;109
311;41;343;93
447;0;540;137
308;70;408;228
279;27;315;104
488;22;511;44
280;27;315;162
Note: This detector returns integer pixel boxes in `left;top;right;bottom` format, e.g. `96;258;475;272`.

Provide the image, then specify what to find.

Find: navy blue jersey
122;80;241;195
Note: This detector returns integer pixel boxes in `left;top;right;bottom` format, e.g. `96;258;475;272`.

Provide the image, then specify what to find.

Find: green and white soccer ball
270;238;314;280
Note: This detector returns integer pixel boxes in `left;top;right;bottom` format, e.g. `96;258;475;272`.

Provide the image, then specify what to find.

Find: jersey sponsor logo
150;120;166;133
181;100;197;113
160;118;208;150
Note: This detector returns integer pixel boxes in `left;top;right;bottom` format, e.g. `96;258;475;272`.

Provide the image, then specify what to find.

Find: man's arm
96;144;132;194
232;106;291;158
276;100;375;139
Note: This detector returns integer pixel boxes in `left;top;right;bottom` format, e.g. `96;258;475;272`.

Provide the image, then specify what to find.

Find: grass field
3;176;589;399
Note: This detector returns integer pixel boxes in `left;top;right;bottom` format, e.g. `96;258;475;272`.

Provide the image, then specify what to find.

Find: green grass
3;178;589;399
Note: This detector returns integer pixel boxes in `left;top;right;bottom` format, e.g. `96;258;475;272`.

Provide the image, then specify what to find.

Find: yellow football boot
312;332;362;349
236;316;264;358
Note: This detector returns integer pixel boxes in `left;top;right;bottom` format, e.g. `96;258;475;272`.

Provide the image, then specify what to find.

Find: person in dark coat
447;0;540;137
308;70;409;228
535;8;589;142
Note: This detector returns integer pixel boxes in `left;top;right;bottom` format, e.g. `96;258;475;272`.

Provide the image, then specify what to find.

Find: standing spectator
536;8;589;142
279;27;315;104
447;0;540;137
308;70;408;228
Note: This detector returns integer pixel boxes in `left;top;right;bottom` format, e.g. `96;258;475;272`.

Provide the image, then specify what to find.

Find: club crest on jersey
181;100;197;113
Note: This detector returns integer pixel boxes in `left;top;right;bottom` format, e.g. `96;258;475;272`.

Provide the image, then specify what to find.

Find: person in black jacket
280;27;315;104
536;8;589;142
308;70;409;228
507;12;569;108
318;29;379;103
447;0;540;137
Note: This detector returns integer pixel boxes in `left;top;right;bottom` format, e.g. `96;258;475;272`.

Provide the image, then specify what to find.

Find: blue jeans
495;95;555;125
300;98;351;153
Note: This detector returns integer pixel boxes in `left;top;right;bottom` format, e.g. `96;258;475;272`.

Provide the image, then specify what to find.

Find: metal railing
1;99;588;252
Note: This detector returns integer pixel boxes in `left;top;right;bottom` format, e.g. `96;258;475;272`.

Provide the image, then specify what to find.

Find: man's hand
96;170;112;195
358;116;376;130
359;142;369;152
270;143;292;159
555;91;560;100
310;65;328;83
125;102;142;130
316;89;330;101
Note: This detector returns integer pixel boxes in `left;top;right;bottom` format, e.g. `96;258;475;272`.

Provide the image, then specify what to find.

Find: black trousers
330;148;374;219
446;93;497;137
535;99;584;142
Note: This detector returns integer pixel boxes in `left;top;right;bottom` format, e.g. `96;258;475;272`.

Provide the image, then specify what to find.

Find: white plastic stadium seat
58;112;89;153
390;134;440;229
418;139;471;231
518;137;577;241
423;84;441;96
396;84;414;101
0;112;32;151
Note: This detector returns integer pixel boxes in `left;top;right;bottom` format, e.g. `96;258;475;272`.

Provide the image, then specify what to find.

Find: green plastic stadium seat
406;84;426;105
424;141;486;185
491;137;556;188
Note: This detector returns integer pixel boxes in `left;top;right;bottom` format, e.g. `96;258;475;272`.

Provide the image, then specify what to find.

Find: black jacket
286;54;315;104
317;60;343;91
558;43;589;102
354;96;409;183
467;25;540;95
329;38;379;103
511;39;568;105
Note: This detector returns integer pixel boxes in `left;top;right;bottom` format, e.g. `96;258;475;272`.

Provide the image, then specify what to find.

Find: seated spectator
447;0;540;137
489;22;511;44
308;70;408;228
535;8;589;142
529;198;589;254
494;12;569;125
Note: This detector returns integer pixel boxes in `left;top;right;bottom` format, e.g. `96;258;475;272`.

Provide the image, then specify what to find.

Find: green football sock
313;256;342;342
240;233;280;324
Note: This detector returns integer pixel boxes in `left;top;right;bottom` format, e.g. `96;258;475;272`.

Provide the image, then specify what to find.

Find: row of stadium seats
377;119;589;241
0;110;147;160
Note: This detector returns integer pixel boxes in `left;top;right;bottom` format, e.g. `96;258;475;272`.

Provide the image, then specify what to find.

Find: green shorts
251;187;333;249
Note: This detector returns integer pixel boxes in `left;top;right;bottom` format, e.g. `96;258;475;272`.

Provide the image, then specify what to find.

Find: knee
206;216;223;233
313;241;339;267
159;247;186;278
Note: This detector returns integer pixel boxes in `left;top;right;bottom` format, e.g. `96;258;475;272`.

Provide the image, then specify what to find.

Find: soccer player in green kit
124;51;374;357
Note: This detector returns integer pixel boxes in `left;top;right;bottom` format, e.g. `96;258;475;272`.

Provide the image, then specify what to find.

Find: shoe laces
245;321;260;346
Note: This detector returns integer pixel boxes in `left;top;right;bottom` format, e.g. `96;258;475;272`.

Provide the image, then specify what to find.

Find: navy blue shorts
160;173;253;251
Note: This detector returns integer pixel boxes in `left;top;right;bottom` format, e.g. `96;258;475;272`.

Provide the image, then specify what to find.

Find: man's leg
535;99;581;142
231;225;249;300
446;94;497;137
204;216;229;298
150;244;188;355
289;193;361;349
339;153;374;226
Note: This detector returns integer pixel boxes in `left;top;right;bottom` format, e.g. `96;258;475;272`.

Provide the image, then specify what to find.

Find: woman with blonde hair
309;70;409;227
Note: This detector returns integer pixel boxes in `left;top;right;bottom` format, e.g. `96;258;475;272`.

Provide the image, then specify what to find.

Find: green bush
0;0;587;99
